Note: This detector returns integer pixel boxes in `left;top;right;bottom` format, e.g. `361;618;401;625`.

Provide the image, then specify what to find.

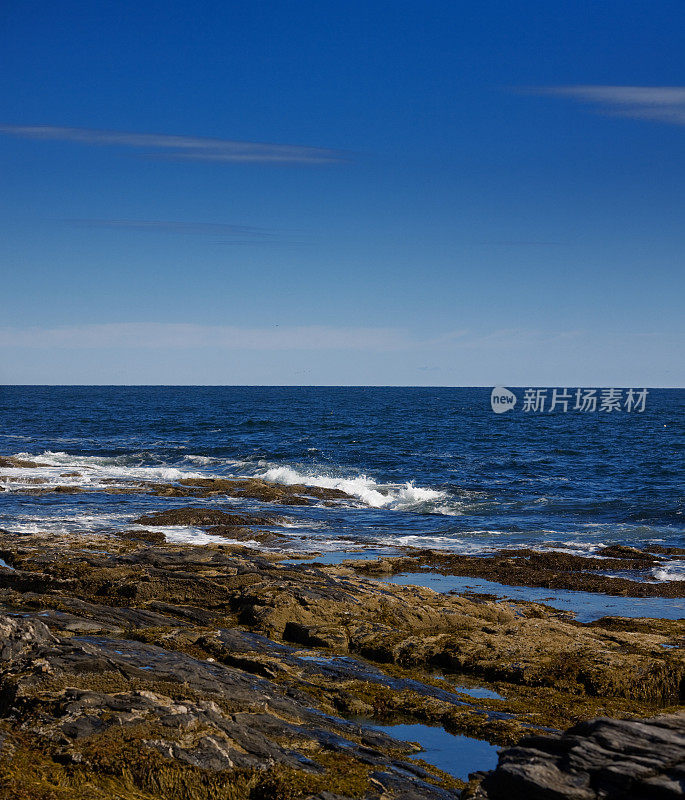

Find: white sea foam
377;533;620;557
3;512;130;536
652;561;685;582
145;525;259;547
4;450;458;515
256;464;450;512
3;450;209;488
278;519;326;530
390;535;495;553
183;454;229;466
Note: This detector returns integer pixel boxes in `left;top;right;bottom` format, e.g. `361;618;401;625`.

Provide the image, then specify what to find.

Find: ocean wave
0;511;131;536
383;533;616;556
255;463;451;512
3;450;458;515
389;534;496;553
651;561;685;582
5;450;208;485
182;454;228;466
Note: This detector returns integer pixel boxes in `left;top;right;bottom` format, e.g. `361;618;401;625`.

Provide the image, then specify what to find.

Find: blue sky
0;0;683;385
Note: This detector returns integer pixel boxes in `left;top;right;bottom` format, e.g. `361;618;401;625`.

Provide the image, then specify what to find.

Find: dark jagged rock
205;525;289;544
597;545;659;562
650;546;685;557
7;484;84;495
468;712;685;799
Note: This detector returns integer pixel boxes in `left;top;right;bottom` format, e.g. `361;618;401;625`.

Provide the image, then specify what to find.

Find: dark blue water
0;386;683;569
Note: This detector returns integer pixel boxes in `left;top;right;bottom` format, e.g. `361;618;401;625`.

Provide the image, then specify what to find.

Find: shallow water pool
368;722;499;780
383;572;685;622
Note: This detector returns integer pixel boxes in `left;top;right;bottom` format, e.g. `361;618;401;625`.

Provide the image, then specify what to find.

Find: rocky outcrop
133;507;281;527
468;713;685;799
2;470;353;505
351;548;685;598
0;612;458;799
0;614;56;664
151;476;353;505
0;456;39;468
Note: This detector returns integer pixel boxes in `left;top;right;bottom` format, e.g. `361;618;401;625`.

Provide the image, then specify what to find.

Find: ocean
1;385;683;578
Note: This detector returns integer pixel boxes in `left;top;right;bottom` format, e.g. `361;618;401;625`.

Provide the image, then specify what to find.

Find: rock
133;507;279;527
119;528;168;544
469;712;685;799
284;621;351;650
7;484;83;495
0;456;40;468
352;548;685;598
0;615;56;663
597;545;658;562
205;525;289;544
150;476;353;505
0;612;455;799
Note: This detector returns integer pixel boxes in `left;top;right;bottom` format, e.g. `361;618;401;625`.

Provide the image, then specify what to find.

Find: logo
490;387;648;413
491;386;517;414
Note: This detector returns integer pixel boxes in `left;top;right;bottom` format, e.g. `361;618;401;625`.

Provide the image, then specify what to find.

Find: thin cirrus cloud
0;324;597;353
64;219;286;244
530;86;685;126
0;323;409;351
0;124;347;163
66;220;273;235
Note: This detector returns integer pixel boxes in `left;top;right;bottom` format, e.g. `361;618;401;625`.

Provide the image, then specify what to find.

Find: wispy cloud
0;323;407;351
62;219;309;245
64;219;283;244
0;124;346;163
470;241;566;247
66;220;270;235
0;323;596;353
528;86;685;126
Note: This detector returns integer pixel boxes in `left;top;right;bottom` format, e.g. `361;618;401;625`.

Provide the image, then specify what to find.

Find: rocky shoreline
0;470;684;797
350;547;685;599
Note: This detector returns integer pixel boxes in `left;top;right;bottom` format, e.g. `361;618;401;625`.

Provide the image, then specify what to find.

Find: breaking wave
255;463;452;513
5;450;208;486
652;561;685;582
2;450;457;514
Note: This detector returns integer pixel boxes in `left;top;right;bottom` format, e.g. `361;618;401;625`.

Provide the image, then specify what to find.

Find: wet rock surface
132;507;282;528
0;607;456;798
352;548;685;598
151;477;354;505
467;712;685;799
0;456;40;468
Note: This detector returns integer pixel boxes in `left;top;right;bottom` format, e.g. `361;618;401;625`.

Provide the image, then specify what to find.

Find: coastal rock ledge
468;713;685;800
